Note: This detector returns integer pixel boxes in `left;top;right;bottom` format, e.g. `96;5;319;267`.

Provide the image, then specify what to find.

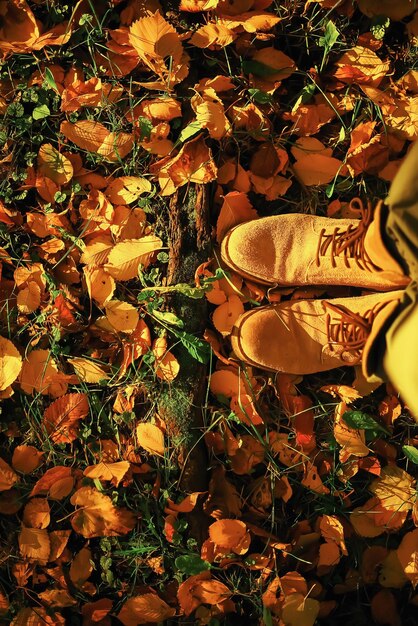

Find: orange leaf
180;0;219;9
18;527;50;563
60;120;133;162
397;528;418;587
118;594;176;625
19;349;73;397
70;547;93;588
42;393;90;444
293;154;344;186
31;466;75;500
16;281;41;314
230;393;263;426
156;137;217;196
318;542;341;569
0;457;19;492
208;518;250;553
70;486;136;538
136;423;165;456
12;445;44;474
193;579;232;604
212;295;244;336
371;589;401;626
216;191;258;243
11;608;64;626
22;498;50;529
334;46;390;88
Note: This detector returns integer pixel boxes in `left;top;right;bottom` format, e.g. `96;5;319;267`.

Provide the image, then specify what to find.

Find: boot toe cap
221;220;278;285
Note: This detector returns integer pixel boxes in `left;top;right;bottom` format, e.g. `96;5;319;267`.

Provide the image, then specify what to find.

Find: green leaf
177;121;202;145
175;554;211;575
248;88;273;104
153;310;184;328
136;116;153;140
242;59;283;77
403;445;418;464
342;410;390;435
169;328;211;364
44;68;60;93
262;607;274;626
32;104;50;120
319;20;340;51
291;83;316;112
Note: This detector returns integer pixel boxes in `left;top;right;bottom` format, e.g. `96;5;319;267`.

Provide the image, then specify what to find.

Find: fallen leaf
70;486;136;537
68;357;110;383
136;423;165;456
0;337;22;391
61;120;134;162
105;236;163;281
118;594;176;625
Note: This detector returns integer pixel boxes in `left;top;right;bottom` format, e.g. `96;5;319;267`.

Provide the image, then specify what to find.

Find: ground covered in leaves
0;0;418;625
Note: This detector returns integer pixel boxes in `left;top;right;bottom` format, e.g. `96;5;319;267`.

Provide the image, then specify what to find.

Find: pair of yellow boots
220;143;418;417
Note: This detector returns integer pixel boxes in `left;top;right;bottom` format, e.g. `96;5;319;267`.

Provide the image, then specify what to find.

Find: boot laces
315;198;380;271
324;299;388;363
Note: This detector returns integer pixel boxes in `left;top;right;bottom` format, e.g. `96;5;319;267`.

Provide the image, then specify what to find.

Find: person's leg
363;142;418;419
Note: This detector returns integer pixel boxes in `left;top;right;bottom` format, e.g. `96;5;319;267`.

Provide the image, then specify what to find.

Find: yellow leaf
370;465;415;512
37;144;74;185
83;461;130;486
106;176;152;204
60;120;133;162
282;594;320;626
152;337;180;382
136;423;165;456
105;236;162;281
129;12;183;81
190;22;236;48
84;266;115;305
68;357;110;383
17;281;41;314
105;300;139;333
0;337;22;391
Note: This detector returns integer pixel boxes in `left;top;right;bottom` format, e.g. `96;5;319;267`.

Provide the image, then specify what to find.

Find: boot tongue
364;202;406;275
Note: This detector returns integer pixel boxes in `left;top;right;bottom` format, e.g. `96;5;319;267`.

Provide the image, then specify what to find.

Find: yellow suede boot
230;291;404;375
221;199;409;291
